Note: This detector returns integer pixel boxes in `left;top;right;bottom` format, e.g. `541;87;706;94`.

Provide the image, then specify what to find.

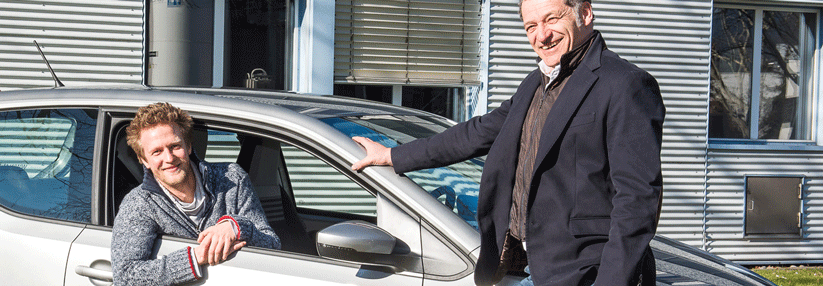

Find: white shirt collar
538;60;562;89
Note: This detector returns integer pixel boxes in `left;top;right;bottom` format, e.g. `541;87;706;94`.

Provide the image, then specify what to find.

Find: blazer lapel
482;70;541;210
532;33;605;171
503;71;543;145
532;70;597;167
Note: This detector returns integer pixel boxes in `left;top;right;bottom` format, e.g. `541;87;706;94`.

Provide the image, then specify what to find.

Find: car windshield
322;115;482;230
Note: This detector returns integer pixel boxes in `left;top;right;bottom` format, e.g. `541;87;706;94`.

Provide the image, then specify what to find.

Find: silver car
0;86;775;285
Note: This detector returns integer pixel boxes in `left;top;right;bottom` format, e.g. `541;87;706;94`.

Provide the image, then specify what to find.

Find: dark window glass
757;11;813;140
0;109;96;223
710;8;755;139
333;84;393;104
333;84;464;121
227;0;288;90
402;86;462;120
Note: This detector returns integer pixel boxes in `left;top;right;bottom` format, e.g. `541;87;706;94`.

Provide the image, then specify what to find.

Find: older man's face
522;0;593;67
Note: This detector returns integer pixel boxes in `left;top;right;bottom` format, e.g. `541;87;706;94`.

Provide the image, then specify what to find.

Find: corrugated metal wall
486;0;532;110
0;0;143;90
706;149;823;263
702;1;823;264
5;0;821;264
596;0;714;249
488;0;714;248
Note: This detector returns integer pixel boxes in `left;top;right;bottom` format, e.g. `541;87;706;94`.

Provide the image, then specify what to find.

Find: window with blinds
334;0;482;85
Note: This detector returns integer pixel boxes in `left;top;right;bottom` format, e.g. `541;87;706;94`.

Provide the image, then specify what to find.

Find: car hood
651;235;776;285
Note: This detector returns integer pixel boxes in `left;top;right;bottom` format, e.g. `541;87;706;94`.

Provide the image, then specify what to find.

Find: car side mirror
316;220;409;273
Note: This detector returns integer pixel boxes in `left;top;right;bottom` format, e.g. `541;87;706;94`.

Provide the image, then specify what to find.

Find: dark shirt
508;34;595;242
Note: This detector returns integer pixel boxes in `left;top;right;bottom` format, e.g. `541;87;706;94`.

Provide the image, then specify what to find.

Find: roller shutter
334;0;482;85
0;0;143;90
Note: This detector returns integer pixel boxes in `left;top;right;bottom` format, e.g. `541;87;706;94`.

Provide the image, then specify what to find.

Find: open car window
110;122;376;255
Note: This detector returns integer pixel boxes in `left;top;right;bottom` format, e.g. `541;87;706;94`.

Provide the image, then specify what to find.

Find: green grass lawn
752;267;823;286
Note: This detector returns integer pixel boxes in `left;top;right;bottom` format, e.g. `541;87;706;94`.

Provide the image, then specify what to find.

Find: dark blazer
392;31;665;286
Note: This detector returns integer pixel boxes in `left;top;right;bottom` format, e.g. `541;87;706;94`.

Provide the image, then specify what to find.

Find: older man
111;102;280;285
352;0;664;285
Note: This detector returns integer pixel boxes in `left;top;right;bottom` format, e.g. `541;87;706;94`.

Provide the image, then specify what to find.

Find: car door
195;124;425;285
0;108;98;285
65;114;425;285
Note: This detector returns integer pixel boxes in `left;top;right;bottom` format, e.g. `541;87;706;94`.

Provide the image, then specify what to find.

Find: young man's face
138;123;193;192
521;0;593;67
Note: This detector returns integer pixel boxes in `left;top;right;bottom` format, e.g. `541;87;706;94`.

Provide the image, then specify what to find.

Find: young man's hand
195;222;246;266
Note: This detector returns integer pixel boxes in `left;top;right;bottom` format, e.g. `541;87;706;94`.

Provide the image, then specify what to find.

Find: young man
352;0;664;285
111;102;280;285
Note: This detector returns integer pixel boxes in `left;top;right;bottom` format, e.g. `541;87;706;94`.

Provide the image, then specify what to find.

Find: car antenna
33;40;64;88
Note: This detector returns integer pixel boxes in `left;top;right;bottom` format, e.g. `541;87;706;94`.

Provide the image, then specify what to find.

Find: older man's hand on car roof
351;136;393;171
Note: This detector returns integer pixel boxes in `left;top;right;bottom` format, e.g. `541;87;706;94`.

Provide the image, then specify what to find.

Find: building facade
2;0;823;265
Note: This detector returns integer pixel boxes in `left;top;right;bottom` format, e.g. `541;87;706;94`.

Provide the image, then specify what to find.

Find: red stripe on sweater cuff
218;215;241;240
186;246;199;280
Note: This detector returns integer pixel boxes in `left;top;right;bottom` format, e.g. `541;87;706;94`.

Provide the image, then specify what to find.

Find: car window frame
198;121;382;221
0;106;106;227
102;110;385;242
100;108;475;279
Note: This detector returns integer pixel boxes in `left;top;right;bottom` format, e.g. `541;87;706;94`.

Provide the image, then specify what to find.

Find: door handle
75;264;113;285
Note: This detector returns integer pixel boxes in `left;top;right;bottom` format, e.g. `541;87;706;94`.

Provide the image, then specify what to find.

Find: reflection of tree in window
710;8;755;139
758;11;810;140
0;109;95;223
710;7;816;140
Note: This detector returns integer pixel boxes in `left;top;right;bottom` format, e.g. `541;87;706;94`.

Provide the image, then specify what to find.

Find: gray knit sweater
111;158;280;285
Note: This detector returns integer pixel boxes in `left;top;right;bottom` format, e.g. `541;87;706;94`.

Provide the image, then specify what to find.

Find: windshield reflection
323;115;483;230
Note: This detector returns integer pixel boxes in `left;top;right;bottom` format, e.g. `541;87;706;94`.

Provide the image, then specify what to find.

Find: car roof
0;85;433;119
163;87;433;119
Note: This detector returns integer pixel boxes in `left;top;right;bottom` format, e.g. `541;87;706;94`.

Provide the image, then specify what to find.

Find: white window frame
710;4;820;147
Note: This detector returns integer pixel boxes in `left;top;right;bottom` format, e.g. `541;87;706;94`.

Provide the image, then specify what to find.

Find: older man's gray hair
518;0;594;24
